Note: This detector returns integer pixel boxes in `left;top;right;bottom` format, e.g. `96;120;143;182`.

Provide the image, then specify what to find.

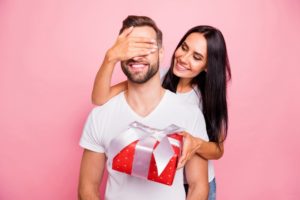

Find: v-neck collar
121;90;169;120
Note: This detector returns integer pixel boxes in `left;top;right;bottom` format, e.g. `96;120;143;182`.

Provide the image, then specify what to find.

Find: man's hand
177;131;204;169
106;26;158;63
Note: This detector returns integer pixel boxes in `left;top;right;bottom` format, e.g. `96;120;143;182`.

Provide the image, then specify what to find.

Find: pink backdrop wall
1;0;299;199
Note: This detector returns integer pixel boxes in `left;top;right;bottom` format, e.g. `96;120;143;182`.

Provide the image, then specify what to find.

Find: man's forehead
129;26;156;39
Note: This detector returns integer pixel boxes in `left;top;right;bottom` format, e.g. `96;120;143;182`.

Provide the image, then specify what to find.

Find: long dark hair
162;25;231;145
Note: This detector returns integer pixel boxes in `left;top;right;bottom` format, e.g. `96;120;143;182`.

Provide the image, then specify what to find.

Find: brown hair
119;15;162;47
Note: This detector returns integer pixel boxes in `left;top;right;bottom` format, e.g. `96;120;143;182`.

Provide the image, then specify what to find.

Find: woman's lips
175;63;189;71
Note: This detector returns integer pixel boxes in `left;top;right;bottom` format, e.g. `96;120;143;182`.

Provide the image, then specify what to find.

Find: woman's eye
193;56;201;61
181;44;188;51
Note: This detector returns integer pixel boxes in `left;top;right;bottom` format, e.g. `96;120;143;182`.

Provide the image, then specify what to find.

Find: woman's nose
179;53;189;64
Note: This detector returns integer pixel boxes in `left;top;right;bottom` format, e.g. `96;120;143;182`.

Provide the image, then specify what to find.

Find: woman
92;25;231;200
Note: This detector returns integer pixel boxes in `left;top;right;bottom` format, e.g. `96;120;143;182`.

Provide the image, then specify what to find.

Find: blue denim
208;178;216;200
184;178;216;200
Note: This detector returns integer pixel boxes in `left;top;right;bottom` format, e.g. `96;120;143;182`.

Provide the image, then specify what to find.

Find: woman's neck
177;78;193;93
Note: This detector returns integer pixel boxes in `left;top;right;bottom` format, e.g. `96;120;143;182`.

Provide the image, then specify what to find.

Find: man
78;15;209;200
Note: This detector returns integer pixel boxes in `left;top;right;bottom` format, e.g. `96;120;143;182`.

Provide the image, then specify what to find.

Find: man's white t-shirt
160;68;215;182
80;90;208;200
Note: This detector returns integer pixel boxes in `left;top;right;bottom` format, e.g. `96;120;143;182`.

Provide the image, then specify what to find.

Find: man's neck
125;73;165;117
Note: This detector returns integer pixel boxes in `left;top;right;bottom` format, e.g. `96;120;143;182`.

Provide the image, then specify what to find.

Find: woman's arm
91;54;127;105
177;132;224;168
195;139;224;160
91;27;158;105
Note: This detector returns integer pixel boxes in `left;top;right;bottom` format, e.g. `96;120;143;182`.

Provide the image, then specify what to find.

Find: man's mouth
130;63;148;68
127;61;149;72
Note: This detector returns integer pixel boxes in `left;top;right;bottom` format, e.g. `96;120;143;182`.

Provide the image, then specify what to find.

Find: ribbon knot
108;122;184;179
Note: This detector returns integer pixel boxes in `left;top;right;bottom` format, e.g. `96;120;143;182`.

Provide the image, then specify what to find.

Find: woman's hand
106;26;158;63
177;131;204;169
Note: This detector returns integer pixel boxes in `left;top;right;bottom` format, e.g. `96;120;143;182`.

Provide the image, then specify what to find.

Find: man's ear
159;46;164;63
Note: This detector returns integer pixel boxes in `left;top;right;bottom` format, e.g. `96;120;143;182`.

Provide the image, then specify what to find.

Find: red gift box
108;122;184;186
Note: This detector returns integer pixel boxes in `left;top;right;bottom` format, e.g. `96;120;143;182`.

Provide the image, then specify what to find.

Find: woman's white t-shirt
160;68;215;182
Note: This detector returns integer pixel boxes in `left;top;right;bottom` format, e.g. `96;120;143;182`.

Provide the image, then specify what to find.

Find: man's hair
119;15;162;47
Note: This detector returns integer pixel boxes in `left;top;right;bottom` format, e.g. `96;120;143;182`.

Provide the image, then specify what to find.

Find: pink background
1;0;299;199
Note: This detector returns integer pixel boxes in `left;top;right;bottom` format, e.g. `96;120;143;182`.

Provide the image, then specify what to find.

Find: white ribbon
107;121;184;178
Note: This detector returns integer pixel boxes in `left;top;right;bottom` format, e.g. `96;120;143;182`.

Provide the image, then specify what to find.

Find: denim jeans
208;178;216;200
184;178;216;200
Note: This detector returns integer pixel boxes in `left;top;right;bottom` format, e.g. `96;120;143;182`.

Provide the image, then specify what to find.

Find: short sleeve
79;108;105;153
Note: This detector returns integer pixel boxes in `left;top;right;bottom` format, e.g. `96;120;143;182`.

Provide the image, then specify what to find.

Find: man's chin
128;76;149;84
122;63;159;84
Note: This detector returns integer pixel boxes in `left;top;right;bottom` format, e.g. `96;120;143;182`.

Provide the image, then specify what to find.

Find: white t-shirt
176;89;215;182
80;90;208;200
160;68;214;182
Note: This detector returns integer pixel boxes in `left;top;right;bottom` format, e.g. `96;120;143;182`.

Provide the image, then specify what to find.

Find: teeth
131;64;145;68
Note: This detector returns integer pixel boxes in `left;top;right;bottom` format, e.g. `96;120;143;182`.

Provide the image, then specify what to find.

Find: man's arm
78;149;106;200
185;154;209;200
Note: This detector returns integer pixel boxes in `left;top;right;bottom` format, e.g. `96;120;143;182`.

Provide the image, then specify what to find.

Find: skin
91;27;224;167
79;26;208;200
174;33;208;89
78;150;105;200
